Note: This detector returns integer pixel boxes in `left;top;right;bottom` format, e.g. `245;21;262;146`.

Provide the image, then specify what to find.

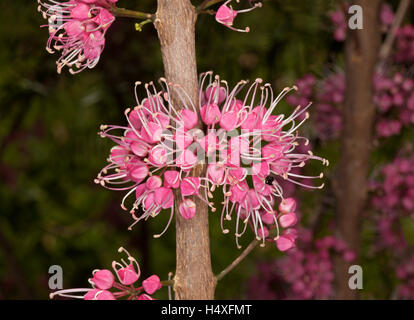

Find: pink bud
278;212;298;228
144;176;162;190
140;121;163;143
207;164;225;185
144;192;156;211
174;130;194;150
84;289;115;300
142;275;162;295
135;183;147;198
252;161;270;177
229;181;249;203
128;110;143;130
205;85;227;104
279;198;296;214
93;8;115;28
89;269;114;290
276;235;296;252
220;110;239;131
227;167;247;182
216;3;237;26
179;199;196;219
155;187;174;209
252;175;272;196
261;211;275;225
70;3;90;20
241;106;265;130
200;103;221;125
242;189;260;211
180;177;200;196
197;132;218;155
284;228;299;240
110;146;128;165
129;165;149;183
176;149;198;171
153;112;170;129
149;146;167;166
64;20;85;37
164;170;180;189
180;109;198;130
130;141;148;157
258;226;269;239
262;143;285;161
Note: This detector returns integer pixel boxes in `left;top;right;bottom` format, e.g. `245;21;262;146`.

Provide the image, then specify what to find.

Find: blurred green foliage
2;0;408;300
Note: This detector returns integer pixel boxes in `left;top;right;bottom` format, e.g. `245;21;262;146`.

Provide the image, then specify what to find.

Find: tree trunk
334;0;382;299
154;0;216;299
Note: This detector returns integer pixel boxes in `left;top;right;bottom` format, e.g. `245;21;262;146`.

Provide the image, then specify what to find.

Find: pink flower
96;73;326;249
279;198;296;214
38;0;117;73
164;170;180;189
113;248;141;285
89;269;114;290
179;199;197;219
50;247;161;300
279;212;298;228
180;177;201;196
142;275;162;295
180;109;198;130
276;234;296;251
215;0;262;33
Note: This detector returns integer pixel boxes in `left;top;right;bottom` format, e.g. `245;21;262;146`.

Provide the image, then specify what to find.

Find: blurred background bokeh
0;0;413;299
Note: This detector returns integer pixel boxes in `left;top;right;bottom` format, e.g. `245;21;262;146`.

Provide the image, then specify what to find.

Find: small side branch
112;7;155;21
378;0;411;68
216;240;258;281
161;279;175;287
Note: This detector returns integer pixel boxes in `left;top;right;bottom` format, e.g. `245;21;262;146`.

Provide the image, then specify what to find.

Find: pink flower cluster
374;72;414;138
38;0;117;74
248;230;355;300
50;247;162;300
330;3;394;42
396;255;414;300
369;156;414;299
371;156;414;215
394;25;414;63
287;69;414;140
215;0;262;32
286;73;344;141
96;72;327;249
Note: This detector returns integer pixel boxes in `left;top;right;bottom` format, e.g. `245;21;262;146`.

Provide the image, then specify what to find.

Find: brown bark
154;0;216;299
333;0;382;299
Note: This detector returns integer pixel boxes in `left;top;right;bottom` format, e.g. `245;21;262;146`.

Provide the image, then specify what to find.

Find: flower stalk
112;7;154;21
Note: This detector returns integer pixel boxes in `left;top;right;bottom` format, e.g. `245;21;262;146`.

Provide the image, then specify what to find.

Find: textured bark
333;0;382;299
155;0;216;299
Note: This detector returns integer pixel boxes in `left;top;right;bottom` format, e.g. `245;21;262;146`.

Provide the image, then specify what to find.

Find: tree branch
216;240;258;281
333;0;382;300
160;279;175;287
155;0;216;300
378;0;411;69
112;7;155;21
